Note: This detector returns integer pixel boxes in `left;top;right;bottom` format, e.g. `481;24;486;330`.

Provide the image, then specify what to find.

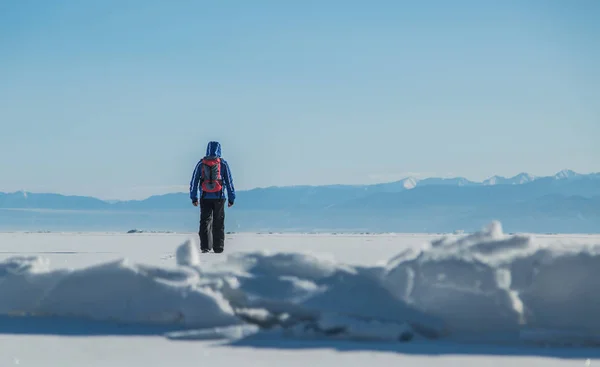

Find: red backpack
200;157;223;193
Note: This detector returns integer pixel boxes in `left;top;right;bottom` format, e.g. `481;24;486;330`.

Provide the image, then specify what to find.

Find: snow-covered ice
1;223;600;366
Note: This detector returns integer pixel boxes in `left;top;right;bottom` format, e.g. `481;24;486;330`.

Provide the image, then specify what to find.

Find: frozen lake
1;224;599;366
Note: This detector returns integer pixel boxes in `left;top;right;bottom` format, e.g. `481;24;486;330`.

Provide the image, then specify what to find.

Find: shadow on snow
224;332;600;359
2;315;600;360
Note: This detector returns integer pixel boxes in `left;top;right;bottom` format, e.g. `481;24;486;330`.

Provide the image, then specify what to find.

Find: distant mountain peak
417;177;477;187
401;177;418;189
483;175;503;186
510;172;536;184
483;172;536;186
554;169;579;180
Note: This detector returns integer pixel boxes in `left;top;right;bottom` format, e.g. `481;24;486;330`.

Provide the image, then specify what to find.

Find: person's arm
189;160;203;205
221;159;236;206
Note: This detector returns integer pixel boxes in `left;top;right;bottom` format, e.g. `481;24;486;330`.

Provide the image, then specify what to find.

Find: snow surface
1;224;600;366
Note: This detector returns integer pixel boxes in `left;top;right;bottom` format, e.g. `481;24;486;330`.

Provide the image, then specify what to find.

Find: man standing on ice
189;141;236;253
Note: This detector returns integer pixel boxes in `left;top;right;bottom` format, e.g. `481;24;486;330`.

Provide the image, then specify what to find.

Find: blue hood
206;141;222;157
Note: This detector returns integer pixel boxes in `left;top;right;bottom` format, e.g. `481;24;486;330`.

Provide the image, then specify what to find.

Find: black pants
199;198;225;252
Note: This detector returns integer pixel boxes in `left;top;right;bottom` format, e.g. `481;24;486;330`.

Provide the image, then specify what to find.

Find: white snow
175;237;200;266
483;173;536;185
1;225;600;366
555;169;580;180
383;222;598;340
402;177;418;189
0;255;240;328
165;324;261;341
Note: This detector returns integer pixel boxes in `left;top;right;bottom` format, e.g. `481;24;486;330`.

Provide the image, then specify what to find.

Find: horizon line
1;168;597;202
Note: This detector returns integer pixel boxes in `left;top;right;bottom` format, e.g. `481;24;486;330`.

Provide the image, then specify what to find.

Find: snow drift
381;221;600;344
0;255;239;328
1;221;600;345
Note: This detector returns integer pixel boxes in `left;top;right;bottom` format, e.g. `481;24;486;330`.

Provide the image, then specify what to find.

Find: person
189;141;236;253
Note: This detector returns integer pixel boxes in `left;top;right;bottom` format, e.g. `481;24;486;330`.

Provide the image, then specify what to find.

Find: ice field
1;222;600;367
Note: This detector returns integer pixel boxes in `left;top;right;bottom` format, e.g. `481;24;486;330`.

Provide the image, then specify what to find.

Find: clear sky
1;0;599;200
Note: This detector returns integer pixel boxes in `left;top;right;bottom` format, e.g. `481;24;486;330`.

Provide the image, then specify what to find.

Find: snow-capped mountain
417;177;479;187
554;169;581;180
1;169;598;211
401;177;418;189
1;169;599;233
483;173;537;186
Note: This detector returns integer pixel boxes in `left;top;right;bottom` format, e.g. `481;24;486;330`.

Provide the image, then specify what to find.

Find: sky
1;0;599;200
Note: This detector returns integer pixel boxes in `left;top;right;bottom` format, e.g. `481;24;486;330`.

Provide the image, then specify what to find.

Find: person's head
206;141;222;157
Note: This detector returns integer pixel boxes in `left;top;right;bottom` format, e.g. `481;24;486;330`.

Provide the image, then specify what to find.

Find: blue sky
1;0;599;200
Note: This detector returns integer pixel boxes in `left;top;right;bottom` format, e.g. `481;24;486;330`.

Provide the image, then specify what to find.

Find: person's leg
212;199;226;253
198;199;213;251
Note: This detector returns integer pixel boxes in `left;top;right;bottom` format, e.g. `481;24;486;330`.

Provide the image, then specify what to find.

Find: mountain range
1;169;599;233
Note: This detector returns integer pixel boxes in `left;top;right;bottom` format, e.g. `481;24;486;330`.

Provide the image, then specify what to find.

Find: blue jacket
189;141;236;203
